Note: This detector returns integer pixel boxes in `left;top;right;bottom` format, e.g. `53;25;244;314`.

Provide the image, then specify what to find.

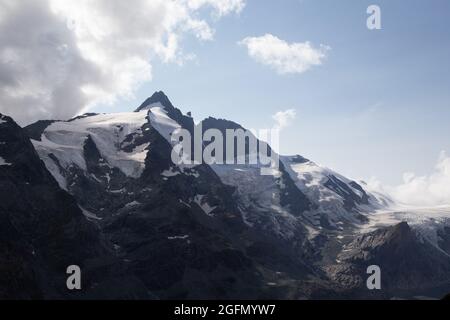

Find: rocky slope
18;94;323;298
1;91;449;299
326;222;450;298
0;114;148;299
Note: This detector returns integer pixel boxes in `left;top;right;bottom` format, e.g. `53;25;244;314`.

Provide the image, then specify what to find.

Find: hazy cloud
272;109;296;130
0;0;245;125
369;151;450;207
187;0;245;17
239;34;330;75
389;151;450;207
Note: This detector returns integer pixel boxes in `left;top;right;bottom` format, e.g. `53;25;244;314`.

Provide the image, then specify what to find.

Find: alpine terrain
1;91;449;299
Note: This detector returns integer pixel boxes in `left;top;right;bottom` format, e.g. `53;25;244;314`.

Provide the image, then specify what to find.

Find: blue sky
1;0;449;186
95;0;450;185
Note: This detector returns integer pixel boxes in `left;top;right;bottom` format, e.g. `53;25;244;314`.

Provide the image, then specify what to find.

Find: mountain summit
135;91;175;112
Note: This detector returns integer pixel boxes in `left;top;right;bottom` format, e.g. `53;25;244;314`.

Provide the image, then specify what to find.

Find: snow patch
167;235;189;240
32;111;150;182
125;200;141;208
211;162;300;239
146;103;181;143
193;194;217;216
179;199;192;208
0;156;12;166
281;155;388;225
360;205;450;252
162;167;180;177
79;206;102;221
167;234;191;244
109;188;126;194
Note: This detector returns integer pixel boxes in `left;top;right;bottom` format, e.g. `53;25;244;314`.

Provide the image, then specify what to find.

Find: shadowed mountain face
0;114;150;299
2;99;321;299
1;92;450;299
326;222;450;298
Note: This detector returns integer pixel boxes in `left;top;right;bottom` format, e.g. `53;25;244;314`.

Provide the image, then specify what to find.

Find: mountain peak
135;91;174;112
389;221;412;238
0;113;12;125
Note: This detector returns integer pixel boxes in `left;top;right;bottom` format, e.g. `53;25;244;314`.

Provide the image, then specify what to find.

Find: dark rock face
202;116;243;132
201;116;312;227
324;175;369;211
290;155;309;164
3;92;450;300
23;120;57;141
135;91;175;113
68;113;99;122
278;161;313;216
438;226;450;255
136;91;195;133
18;100;319;298
327;222;450;298
0;114;146;299
99;126;269;299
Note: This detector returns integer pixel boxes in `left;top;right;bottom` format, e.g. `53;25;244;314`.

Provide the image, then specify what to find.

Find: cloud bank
0;0;245;125
239;34;330;75
389;151;450;207
368;151;450;207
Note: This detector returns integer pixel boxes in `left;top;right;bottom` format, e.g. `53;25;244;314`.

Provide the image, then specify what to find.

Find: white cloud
186;0;245;17
239;34;330;74
388;151;450;207
0;0;245;125
369;151;450;207
272;109;296;130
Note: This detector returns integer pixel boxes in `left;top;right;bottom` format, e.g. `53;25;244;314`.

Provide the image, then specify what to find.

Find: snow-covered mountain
29;92;389;234
0;113;147;299
281;155;393;226
1;91;450;299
